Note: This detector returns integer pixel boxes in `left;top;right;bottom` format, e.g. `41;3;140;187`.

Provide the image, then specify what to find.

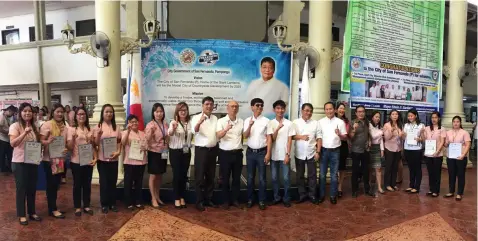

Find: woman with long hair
40;103;68;218
168;102;193;208
94;104;122;214
144;103;169;208
402;108;425;194
335;102;349;198
421;111;446;197
67;107;97;216
443;116;471;201
383;109;403;192
369;111;385;194
9;103;41;225
121;114;147;210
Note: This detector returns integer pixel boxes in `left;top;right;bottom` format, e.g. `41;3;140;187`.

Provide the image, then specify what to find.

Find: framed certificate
424;140;436;156
24;142;42;165
406;129;419;145
128;140;144;161
78;144;93;166
102;137;117;159
49;136;65;158
448;143;462;159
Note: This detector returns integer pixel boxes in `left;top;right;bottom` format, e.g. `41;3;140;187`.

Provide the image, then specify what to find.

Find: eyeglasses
254;104;264;108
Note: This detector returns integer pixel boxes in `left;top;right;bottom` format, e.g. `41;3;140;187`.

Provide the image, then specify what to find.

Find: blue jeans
319;147;340;198
271;160;290;202
246;148;267;202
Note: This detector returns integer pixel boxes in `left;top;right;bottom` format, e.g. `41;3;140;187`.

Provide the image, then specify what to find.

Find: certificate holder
424;140;436;156
128;139;144;161
102;137;118;159
24;141;42;165
78;144;93;166
448;143;462;159
49;136;65;158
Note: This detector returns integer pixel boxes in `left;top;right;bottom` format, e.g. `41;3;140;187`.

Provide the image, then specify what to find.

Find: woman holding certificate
383;110;403;192
422;111;446;197
9;103;42;225
443;116;471;201
402;108;425;194
67;107;97;216
145;103;169;208
121;114;147;210
40;103;68;219
94;104;122;214
168;102;192;209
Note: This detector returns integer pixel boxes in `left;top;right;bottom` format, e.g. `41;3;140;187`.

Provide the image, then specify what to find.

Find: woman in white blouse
168;102;193;209
402;108;425;194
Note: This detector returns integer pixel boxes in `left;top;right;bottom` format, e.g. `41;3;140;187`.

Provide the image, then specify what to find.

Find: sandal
431;193;439;197
409;189;419;194
455;195;462;201
378;189;385;194
386;186;395;192
443;193;454;198
404;188;412;192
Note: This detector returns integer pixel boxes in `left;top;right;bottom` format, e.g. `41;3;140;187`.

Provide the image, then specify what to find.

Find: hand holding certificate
24;142;42;165
128;140;144;161
406;129;419;145
102;137;117;159
79;144;93;166
448;143;462;159
424;140;436;156
49;136;66;158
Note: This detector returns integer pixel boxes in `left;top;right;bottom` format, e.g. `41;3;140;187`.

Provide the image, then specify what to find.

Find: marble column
33;0;49;107
309;0;332;120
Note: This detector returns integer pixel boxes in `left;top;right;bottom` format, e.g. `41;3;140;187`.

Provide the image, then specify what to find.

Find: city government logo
179;48;196;66
350;57;362;71
198;50;219;66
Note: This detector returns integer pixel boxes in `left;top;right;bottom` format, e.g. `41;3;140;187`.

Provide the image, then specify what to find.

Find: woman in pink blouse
443;116;471;201
40;103;68;219
94;104;122;214
336;102;349;198
369;111;385;194
121;114;147;210
9;103;41;225
421;111;446;197
144;103;169;208
67;107;97;216
383;110;404;192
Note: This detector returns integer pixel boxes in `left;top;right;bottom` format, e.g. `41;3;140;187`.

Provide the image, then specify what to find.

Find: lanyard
178;121;188;142
155;120;165;140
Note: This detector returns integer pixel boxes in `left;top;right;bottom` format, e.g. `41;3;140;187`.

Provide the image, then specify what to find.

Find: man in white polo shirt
216;100;244;209
267;100;295;207
243;98;269;210
293;103;320;205
191;96;219;211
317;102;347;204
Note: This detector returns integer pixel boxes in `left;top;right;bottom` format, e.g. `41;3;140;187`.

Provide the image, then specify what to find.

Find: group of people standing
6;97;472;225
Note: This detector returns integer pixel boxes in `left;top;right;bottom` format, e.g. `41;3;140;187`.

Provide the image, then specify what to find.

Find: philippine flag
126;55;145;130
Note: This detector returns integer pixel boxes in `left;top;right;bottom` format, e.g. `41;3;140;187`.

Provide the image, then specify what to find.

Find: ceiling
0;1;94;18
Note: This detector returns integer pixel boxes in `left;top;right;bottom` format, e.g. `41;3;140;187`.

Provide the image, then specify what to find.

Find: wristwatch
286;153;290;156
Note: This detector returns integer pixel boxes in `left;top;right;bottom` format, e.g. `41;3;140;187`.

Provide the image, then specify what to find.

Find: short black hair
202;96;214;104
301;103;313;110
260;57;275;69
355;105;366;112
250;98;264;106
324;101;335;110
273;100;286;109
127;114;138;122
407;108;421;125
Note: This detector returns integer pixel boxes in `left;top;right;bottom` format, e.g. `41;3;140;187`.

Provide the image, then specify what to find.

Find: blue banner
141;39;292;121
349;57;439;112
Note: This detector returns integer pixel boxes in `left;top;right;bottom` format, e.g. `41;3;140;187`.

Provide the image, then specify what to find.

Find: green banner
341;0;445;92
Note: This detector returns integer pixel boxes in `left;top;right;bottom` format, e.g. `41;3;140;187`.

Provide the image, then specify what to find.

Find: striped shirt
167;120;192;149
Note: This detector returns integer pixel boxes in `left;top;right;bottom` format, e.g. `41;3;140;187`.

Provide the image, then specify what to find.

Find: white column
442;0;473;168
34;0;48;107
309;0;332;120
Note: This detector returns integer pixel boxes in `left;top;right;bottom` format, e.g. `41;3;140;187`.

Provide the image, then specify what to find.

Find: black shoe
174;204;182;209
246;200;253;208
311;198;319;205
19;218;28;226
181;204;187;209
338;191;343;198
74;210;82;217
283;201;291;208
101;207;109;214
231;201;241;208
426;191;433;196
258;202;266;210
318;197;325;203
330;196;337;204
352;192;358;198
296;196;307;204
196;203;205;212
204;201;218;208
83;208;94;215
28;214;42;222
271;199;282;205
49;212;65;219
366;191;375;197
127;205;135;211
135;204;145;210
110;206;118;212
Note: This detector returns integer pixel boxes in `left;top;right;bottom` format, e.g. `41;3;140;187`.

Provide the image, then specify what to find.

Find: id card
161;150;168;159
182;144;189;154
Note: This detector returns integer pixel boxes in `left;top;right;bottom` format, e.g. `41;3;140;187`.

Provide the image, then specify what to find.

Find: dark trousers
296;157;317;199
71;163;93;208
13;163;38;217
61;152;71;180
384;149;400;188
351;152;370;193
170;149;191;200
425;157;442;194
219;149;243;204
404;150;422;190
246;148;266;202
0;140;13;172
447;158;467;195
42;161;61;213
97;160;118;207
194;146;217;204
123;164;145;206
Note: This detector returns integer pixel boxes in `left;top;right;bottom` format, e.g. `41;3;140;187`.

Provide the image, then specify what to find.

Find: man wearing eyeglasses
243;98;269;210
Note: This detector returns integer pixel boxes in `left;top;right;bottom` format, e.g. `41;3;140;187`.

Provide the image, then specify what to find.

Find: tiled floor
0;165;476;241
